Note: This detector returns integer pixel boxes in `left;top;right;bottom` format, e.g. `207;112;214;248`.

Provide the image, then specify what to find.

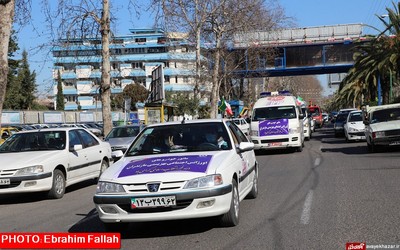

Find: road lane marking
314;157;321;166
300;190;314;225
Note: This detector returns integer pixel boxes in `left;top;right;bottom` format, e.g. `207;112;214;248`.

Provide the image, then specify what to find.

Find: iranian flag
219;97;233;116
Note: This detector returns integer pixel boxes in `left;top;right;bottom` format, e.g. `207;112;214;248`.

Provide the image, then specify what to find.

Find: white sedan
0;128;112;199
344;110;366;142
94;119;258;230
232;118;250;135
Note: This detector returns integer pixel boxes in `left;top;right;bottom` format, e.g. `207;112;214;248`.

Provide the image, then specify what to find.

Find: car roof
366;103;400;113
12;127;87;134
339;108;357;113
113;124;141;128
145;119;226;128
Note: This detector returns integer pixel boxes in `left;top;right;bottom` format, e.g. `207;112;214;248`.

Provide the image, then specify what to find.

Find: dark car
334;113;349;137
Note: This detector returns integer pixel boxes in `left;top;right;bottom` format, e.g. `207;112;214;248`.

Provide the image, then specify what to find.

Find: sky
14;0;395;98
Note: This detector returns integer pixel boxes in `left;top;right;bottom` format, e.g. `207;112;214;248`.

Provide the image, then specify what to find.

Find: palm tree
339;1;400;105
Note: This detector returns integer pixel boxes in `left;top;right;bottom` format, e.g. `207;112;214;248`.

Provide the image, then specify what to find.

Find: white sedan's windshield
126;122;232;156
0;131;66;152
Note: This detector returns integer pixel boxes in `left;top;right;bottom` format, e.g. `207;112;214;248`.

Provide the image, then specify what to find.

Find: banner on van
259;119;289;136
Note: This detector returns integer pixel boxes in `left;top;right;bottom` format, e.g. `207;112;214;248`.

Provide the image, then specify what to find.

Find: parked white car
344;110;365;142
364;103;400;153
232;118;250;135
0;128;112;198
94;119;258;230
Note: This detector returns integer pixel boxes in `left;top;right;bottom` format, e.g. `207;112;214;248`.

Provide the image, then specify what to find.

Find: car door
227;121;255;193
67;129;89;181
75;129;103;176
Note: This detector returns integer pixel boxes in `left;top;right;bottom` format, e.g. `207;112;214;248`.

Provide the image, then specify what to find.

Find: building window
183;76;189;83
135;38;146;43
66;96;77;102
112;63;119;70
165;62;169;68
175;76;178;83
112;79;121;87
164;75;170;83
132;62;143;69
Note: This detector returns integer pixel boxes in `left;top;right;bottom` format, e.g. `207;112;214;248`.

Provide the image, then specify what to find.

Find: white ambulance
250;91;305;152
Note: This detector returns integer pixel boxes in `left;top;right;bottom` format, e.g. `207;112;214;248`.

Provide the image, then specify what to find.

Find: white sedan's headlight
184;174;223;189
348;127;361;132
374;131;385;138
15;165;44;176
96;182;125;193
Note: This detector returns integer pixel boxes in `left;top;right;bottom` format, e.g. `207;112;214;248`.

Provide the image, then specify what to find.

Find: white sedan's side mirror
111;150;124;161
237;142;254;152
72;144;83;152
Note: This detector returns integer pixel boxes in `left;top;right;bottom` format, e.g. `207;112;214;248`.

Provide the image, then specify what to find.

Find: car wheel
296;144;303;152
220;179;239;227
246;168;258;199
99;159;109;177
48;169;66;199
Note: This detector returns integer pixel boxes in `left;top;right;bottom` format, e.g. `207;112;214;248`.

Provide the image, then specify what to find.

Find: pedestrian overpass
230;24;371;84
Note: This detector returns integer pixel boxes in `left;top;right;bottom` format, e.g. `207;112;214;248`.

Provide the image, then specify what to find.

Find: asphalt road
1;125;400;250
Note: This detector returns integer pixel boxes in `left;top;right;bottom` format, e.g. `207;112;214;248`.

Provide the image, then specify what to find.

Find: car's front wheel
246;168;258;199
99;159;109;177
220;179;239;227
48;169;66;199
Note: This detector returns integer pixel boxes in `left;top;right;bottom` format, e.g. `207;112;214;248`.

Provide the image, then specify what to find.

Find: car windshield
106;126;140;139
348;112;363;122
126;122;232;156
252;106;296;121
371;108;400;124
0;131;66;153
309;108;320;116
336;113;348;122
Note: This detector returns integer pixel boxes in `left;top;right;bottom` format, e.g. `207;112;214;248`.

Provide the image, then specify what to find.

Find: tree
339;1;400;106
17;50;36;110
122;83;149;106
4;29;21;110
165;91;199;116
0;0;15;126
42;0;127;136
160;0;218;103
204;1;288;118
158;0;289;118
56;70;64;110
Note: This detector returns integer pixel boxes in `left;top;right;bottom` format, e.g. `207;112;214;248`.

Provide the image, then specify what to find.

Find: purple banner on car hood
259;119;289;136
118;155;213;177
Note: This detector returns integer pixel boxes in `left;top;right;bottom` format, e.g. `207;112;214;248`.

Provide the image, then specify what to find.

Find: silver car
104;125;141;153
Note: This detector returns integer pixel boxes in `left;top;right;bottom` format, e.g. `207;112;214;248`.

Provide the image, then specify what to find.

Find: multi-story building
52;28;197;111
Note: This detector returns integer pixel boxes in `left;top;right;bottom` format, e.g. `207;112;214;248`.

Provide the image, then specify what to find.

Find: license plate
0;179;10;185
131;196;176;209
269;142;282;146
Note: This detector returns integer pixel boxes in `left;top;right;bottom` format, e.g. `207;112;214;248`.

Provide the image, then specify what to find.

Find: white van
250;93;304;152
